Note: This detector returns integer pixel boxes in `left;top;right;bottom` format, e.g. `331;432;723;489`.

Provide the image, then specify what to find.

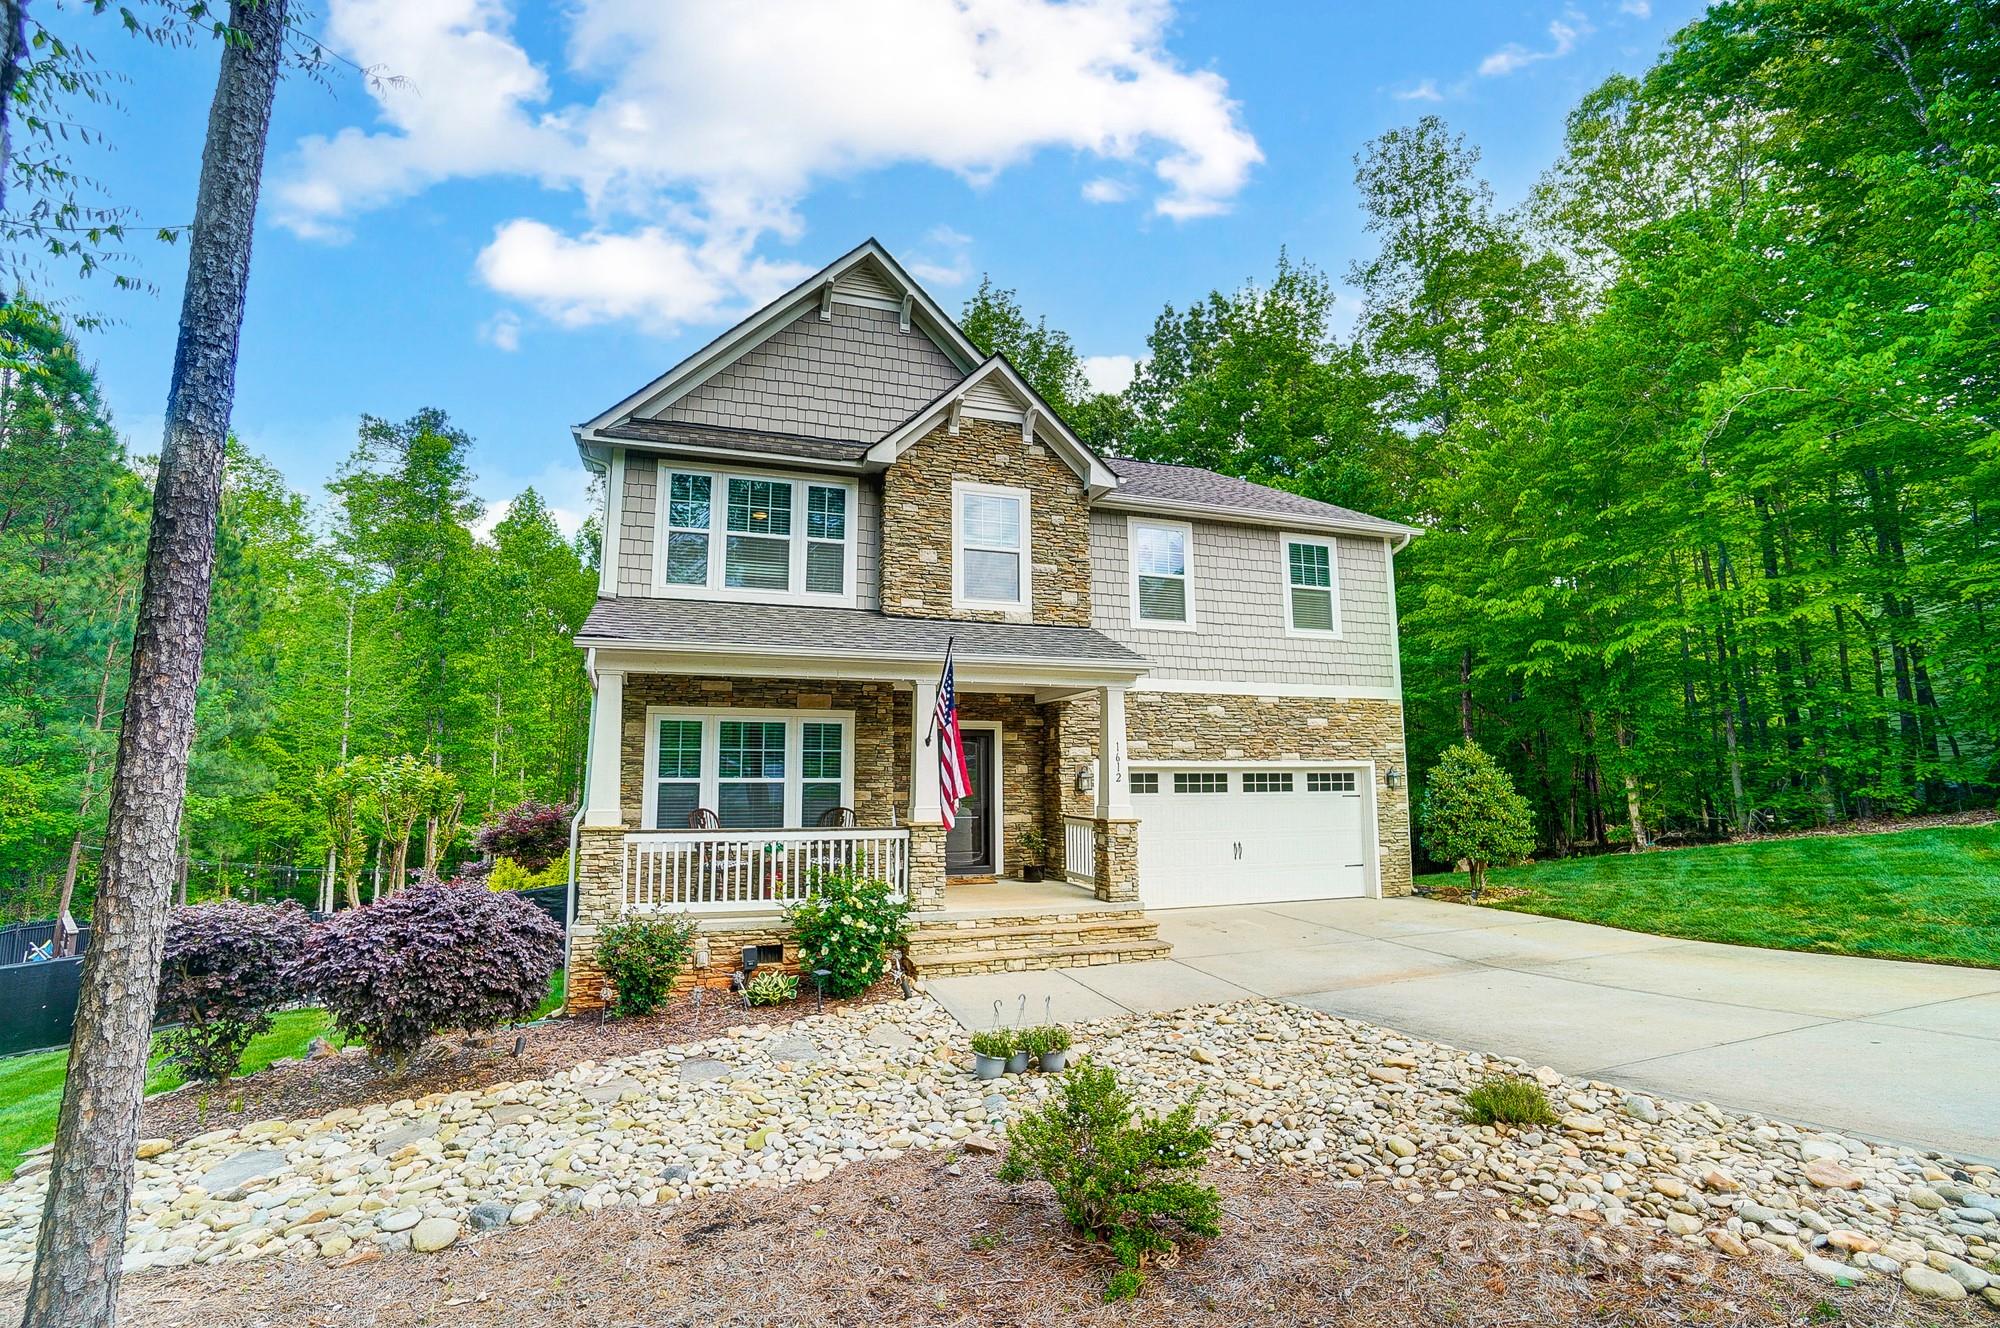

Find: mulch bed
18;1152;1977;1327
141;979;901;1143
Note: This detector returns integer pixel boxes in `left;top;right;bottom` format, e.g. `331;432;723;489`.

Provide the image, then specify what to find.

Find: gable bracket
1021;403;1040;444
947;397;964;436
818;281;835;322
898;292;914;333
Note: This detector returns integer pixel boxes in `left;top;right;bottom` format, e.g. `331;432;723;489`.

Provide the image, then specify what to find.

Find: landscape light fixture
812;969;832;1013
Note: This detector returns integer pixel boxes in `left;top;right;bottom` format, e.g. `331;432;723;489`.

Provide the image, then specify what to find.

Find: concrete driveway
924;897;2000;1161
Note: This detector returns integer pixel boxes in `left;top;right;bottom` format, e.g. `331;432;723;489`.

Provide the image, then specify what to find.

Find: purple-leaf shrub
297;880;563;1066
473;799;574;872
155;902;311;1082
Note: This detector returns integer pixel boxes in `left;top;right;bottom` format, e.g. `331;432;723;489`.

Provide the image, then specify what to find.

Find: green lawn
0;967;570;1183
1447;823;2000;968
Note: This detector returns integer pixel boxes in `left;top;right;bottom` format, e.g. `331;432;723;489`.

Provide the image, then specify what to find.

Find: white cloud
1081;353;1139;395
1619;0;1651;15
279;0;1261;332
906;224;974;286
1393;79;1444;102
1478;14;1590;77
1081;176;1132;203
479;310;522;351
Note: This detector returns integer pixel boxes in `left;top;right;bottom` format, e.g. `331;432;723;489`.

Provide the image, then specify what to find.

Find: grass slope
1461;823;2000;968
0;1009;331;1181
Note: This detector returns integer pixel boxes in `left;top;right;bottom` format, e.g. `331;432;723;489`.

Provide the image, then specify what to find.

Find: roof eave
1093;491;1419;543
576;633;1149;679
867;355;1121;493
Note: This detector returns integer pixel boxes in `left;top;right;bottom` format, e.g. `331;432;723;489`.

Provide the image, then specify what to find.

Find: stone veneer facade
877;416;1092;626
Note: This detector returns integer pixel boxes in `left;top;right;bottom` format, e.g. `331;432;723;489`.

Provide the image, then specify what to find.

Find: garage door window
1173;772;1229;794
1308;771;1357;792
1242;771;1294;793
1130;772;1160;794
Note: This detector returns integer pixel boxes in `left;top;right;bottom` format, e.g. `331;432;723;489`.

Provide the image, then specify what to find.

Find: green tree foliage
960;276;1132;449
1418;742;1537;891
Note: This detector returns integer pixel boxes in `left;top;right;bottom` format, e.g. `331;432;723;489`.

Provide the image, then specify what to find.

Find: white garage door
1133;766;1369;909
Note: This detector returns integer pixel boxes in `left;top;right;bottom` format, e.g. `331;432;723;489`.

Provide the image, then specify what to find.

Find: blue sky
39;0;1701;535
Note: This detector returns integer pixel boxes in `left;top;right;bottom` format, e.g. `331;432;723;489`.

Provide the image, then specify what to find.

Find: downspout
566;646;598;979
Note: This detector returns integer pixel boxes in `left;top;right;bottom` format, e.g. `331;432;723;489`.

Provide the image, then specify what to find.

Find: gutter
1093;492;1419;544
564;646;599;983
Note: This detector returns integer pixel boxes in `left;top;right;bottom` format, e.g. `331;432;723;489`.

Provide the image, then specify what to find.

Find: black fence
0;884;571;1060
0;957;85;1058
0;920;91;967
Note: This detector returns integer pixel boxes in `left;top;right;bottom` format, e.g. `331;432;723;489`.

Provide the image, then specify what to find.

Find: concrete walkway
925;897;2000;1161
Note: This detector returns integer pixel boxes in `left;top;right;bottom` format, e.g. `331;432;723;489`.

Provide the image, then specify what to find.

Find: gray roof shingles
1102;457;1412;534
578;598;1147;667
600;419;872;463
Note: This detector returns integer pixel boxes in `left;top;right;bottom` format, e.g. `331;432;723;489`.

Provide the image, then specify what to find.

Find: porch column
584;667;625;828
906;677;947;910
1092;685;1140;902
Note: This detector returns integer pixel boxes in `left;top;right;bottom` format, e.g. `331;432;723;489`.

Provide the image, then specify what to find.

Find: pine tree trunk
21;5;286;1323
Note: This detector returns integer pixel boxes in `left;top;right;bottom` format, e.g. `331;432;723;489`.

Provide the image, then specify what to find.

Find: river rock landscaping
0;996;1993;1313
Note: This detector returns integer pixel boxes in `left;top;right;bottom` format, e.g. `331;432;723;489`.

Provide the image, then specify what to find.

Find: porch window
644;707;854;830
1130;519;1193;626
954;482;1030;610
655;468;855;604
1285;535;1340;636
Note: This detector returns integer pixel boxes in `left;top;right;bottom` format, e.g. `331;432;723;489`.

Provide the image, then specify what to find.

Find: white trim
599;448;625;597
583;644;1146;689
1133;677;1401;701
1281;531;1343;639
1094;492;1415;544
652;463;859;608
1125;515;1197;632
641;704;855;832
868;356;1120;495
580;240;981;432
953;720;1004;876
951;480;1033;615
1383;536;1405;698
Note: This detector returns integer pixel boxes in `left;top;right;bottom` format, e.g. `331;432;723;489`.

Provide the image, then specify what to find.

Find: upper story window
953;481;1031;612
1284;534;1341;637
1129;518;1194;628
656;467;856;605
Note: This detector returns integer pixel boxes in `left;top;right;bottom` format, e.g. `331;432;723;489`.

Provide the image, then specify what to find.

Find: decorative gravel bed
1;996;1993;1310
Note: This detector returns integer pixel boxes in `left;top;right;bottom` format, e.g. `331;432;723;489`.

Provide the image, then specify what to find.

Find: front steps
904;907;1171;979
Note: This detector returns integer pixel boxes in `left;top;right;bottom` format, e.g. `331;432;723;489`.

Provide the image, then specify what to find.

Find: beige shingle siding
649;304;962;441
1089;511;1399;687
856;479;882;610
617;453;658;595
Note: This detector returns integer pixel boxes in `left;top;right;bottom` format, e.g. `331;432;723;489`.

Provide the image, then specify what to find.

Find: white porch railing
623;828;908;913
1063;816;1098;884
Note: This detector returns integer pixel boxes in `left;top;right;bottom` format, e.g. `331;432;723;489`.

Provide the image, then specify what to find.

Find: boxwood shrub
297;880;562;1066
155;901;311;1082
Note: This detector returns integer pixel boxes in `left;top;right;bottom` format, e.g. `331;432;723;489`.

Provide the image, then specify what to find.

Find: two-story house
564;239;1416;1008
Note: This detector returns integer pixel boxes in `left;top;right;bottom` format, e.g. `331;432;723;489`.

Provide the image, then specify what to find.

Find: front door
944;730;995;874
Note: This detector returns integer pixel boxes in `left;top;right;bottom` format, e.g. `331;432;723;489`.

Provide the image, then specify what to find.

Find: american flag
930;640;971;830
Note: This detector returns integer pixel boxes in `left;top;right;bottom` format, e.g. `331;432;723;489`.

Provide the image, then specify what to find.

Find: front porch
565;660;1154;1011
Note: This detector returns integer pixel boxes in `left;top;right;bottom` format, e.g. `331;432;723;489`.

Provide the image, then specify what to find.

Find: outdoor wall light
1385;766;1403;789
1075;764;1096;794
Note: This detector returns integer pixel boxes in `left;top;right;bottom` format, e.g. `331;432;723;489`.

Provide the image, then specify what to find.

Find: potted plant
971;1029;1012;1080
1019;828;1048;883
1005;1036;1032;1075
1021;1024;1071;1072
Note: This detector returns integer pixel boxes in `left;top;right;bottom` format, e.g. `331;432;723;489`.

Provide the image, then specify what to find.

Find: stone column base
1092;817;1139;903
906;822;947;912
565;825;626;1014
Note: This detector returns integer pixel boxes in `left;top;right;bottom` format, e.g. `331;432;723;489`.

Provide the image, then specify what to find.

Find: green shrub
1418;741;1537;891
784;868;910;998
486;853;569;892
744;969;799;1006
997;1058;1220;1299
597;913;698;1017
970;1029;1014;1059
1461;1076;1559;1127
1018;1025;1070;1056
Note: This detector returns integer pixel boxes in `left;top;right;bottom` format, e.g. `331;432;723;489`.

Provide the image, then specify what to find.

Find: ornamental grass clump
997;1057;1220;1300
597;913;698;1016
1461;1075;1560;1127
296;880;562;1067
785;867;910;997
155;901;311;1082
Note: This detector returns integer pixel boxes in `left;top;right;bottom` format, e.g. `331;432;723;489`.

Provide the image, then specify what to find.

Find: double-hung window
1129;518;1193;627
656;468;855;604
1284;534;1341;636
953;482;1030;611
646;709;854;831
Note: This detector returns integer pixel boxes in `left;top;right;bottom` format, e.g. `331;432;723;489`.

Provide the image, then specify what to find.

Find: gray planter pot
1006;1050;1031;1074
973;1052;1006;1080
1038;1049;1069;1073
